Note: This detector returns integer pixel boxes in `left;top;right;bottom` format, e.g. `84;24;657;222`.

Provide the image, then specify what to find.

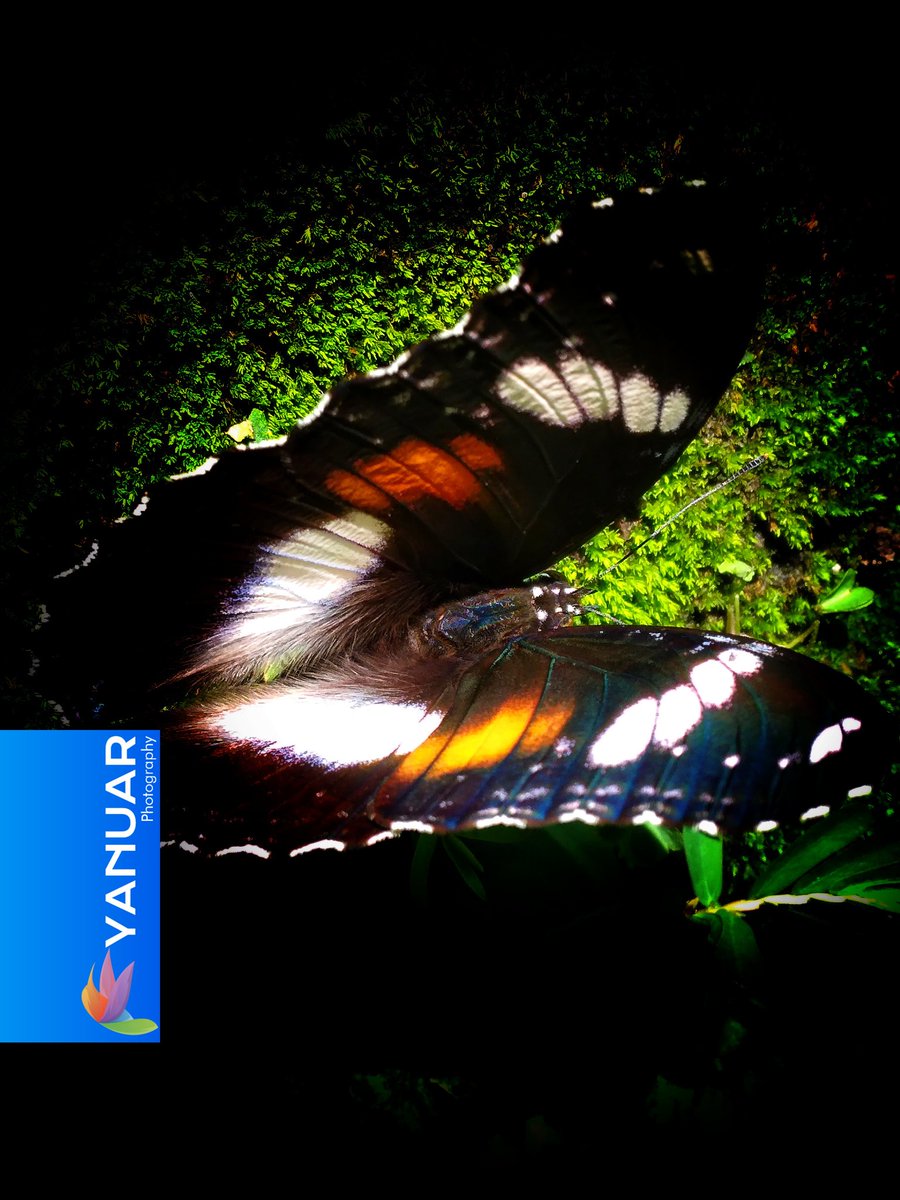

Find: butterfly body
43;184;890;854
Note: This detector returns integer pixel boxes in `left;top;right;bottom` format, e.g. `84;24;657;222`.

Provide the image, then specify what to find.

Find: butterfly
45;183;890;856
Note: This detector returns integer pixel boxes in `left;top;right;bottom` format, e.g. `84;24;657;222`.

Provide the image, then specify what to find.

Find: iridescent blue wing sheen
162;624;890;855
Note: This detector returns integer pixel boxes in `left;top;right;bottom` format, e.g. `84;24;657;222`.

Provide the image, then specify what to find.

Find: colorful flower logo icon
82;950;158;1035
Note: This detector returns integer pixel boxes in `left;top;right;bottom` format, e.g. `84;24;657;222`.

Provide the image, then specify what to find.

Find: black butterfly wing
310;183;758;584
375;627;890;836
41;183;889;855
44;184;759;719
162;624;890;855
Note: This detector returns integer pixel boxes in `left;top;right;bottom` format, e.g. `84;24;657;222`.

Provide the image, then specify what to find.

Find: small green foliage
349;1070;464;1139
717;558;754;582
817;568;875;614
691;907;763;980
441;835;487;901
683;827;723;907
747;805;872;898
409;832;440;906
747;804;900;912
248;407;270;442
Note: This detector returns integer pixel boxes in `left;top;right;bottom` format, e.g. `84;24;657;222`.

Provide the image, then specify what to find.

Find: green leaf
683;827;723;906
642;824;683;854
409;833;438;906
796;838;900;895
717;558;754;582
692;909;762;979
818;569;875;613
442;835;487;901
819;587;875;613
748;806;871;899
725;826;899;915
840;884;900;913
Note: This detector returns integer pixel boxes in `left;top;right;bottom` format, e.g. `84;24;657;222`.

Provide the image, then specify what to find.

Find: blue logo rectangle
0;730;160;1041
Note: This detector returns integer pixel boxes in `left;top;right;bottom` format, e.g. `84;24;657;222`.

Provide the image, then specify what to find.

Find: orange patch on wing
385;721;457;789
392;695;540;784
327;436;501;513
517;699;577;754
447;433;502;473
359;438;484;510
324;468;391;512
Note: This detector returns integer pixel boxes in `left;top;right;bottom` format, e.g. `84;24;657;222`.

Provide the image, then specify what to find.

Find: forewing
43;186;758;718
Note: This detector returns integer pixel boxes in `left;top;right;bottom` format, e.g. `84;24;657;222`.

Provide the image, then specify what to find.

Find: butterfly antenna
600;454;767;579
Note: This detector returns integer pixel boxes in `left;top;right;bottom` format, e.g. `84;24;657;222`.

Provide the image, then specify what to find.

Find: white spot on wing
659;389;690;433
216;844;270;859
654;684;702;747
620;376;659;432
250;512;390;606
495;353;618;426
54;540;100;579
633;810;663;826
368;348;412;377
690;659;736;707
558;809;600;825
809;723;843;764
717;647;763;675
202;510;394;673
292;840;346;855
217;692;443;766
496;351;693;439
589;696;657;766
366;830;398;846
171;456;219;480
474;815;528;830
